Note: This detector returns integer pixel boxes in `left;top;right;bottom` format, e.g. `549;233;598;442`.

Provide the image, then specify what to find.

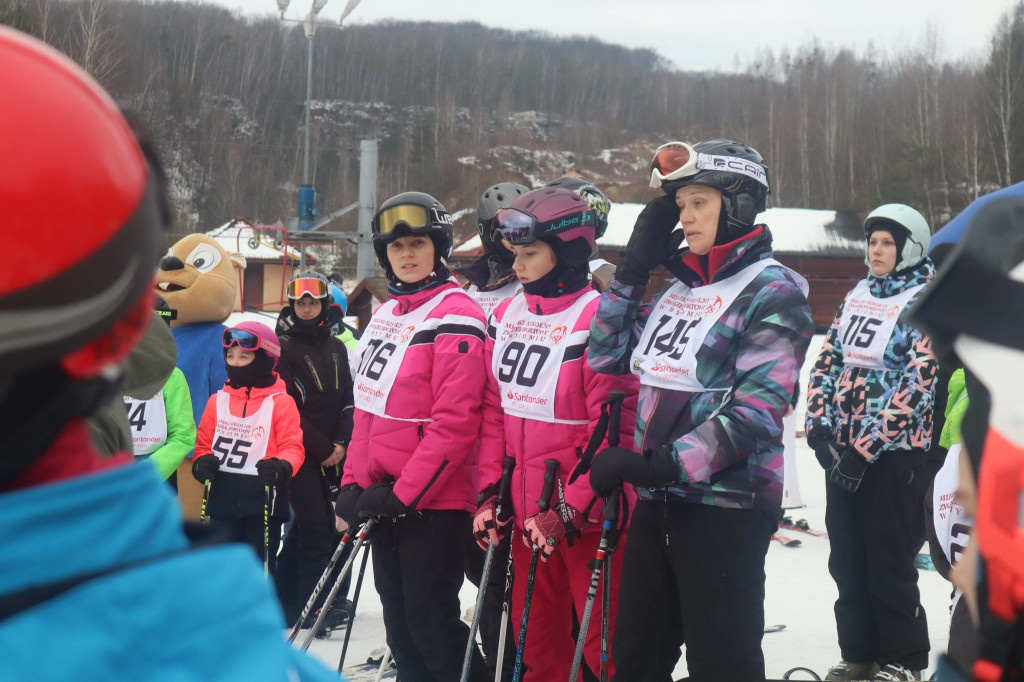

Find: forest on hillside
3;0;1023;252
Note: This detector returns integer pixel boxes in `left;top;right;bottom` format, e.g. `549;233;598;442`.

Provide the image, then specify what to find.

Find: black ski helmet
657;139;770;234
545;176;612;239
477;182;529;252
372;192;453;280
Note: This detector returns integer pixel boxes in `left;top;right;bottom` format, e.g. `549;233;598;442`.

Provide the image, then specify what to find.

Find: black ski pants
611;499;775;682
274;463;342;624
826;449;931;671
213;514;283;576
463;530;516;682
373;510;489;682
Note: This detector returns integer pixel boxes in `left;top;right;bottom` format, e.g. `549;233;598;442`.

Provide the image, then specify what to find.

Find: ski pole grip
606;391;626;447
537;459;559;513
603;486;622;524
496;456;516;523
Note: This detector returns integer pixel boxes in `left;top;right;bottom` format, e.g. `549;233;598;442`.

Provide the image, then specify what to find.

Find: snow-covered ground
299;335;954;679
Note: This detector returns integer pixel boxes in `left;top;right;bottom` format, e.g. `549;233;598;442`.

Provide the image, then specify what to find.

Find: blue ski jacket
0;461;338;681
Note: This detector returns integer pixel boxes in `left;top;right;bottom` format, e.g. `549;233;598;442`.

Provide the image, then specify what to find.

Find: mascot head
156;234;245;327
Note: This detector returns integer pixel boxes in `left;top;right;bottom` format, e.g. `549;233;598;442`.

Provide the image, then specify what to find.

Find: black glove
255;458;292;486
806;426;841;471
191;454;220;483
355;482;410;520
614;195;685;286
335;484;364;528
589;445;678;497
828;449;869;493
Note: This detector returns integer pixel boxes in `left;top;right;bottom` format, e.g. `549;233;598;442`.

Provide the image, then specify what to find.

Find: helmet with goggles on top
650;139;770;238
372;192;453;281
491;187;598;271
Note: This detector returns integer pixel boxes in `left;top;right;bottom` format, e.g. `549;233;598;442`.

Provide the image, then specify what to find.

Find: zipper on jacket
242;387;252;417
417;424;424;440
304;355;323;392
333;353;340;389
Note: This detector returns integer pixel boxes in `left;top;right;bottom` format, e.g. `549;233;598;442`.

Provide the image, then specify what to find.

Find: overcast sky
204;0;1016;72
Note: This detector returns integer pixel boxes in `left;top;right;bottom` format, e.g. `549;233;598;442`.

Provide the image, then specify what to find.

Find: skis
779;517;829;538
341;648;397;682
772;534;802;548
764;623;787;633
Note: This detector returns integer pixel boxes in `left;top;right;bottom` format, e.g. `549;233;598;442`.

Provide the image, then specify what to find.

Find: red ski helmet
491;187;598;252
0;27;168;380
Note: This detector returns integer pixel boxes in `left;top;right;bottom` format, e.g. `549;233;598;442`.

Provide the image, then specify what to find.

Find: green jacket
142;368;196;479
336;327;358;351
939;368;968;449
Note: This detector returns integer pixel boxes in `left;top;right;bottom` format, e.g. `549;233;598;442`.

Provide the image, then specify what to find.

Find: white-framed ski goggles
649;141;699;189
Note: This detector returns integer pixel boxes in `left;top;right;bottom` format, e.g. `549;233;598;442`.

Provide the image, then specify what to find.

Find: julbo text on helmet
372;192;453;277
491;187;598;253
651;139;770;232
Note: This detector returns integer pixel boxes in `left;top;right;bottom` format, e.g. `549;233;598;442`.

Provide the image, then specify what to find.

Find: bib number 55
212;436;252;469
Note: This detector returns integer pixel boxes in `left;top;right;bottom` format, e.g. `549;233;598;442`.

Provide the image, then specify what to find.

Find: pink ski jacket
479;286;639;529
341;281;488;513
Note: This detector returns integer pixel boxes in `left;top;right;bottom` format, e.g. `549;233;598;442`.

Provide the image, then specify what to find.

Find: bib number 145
642;314;700;360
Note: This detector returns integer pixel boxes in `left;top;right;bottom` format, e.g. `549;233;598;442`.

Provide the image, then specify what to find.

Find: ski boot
824;661;879;680
313;598;354;639
872;663;920;681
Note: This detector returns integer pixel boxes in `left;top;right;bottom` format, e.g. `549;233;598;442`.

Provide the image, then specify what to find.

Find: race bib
210;392;275;476
838;280;925;370
123;392;167;456
468;280;521;319
493;290;598;423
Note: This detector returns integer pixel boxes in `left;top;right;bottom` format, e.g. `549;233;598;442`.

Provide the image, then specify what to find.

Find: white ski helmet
863;204;931;274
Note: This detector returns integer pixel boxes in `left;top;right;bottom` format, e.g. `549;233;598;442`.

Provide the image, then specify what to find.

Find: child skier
477;186;639;681
192;321;304;573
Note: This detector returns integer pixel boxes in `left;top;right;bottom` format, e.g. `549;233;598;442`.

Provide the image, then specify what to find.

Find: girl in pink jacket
335;192;490;682
475;187;639;681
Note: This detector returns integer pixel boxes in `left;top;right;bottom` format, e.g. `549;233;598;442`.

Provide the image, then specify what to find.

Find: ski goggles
222;328;280;356
286;276;329;300
649;141;699;189
374;204;451;237
491;207;595;246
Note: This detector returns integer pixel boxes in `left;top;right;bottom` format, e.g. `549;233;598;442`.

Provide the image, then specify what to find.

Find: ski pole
600;544;612;682
199;480;211;524
568;391;626;485
461;456;516;682
373;646;392;682
567;488;622;682
338;535;372;671
492;528;515;682
512;459;559;682
288;525;359;643
264;485;271;578
299;518;375;651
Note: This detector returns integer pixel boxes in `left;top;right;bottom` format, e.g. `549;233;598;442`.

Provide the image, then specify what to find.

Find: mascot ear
229;253;247;271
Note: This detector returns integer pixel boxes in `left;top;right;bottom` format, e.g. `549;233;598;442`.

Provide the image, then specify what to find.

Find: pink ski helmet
491;187;598;252
222;320;282;370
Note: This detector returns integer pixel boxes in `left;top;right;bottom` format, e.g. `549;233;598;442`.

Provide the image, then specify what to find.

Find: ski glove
589;445;679;497
356;482;410;520
255;458;292;486
191;454;220;483
524;503;587;559
473;495;513;550
615;194;685;286
828;448;869;493
807;426;842;471
335;484;364;528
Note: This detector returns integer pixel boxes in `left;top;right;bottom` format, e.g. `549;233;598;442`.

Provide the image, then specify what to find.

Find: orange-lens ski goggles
286;277;329;300
649;141;699;189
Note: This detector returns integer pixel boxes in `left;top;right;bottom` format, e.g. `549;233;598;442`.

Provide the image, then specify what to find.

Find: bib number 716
357;339;396;381
212;436;252;469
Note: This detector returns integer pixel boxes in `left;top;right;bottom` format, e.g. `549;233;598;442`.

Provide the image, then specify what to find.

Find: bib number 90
498;341;551;388
212;436;252;469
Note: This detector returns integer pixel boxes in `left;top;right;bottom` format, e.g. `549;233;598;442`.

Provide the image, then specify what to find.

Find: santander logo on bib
398;325;415;345
703;295;723;316
549;325;567;345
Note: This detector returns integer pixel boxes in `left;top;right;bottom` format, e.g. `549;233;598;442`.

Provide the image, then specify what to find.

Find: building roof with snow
453;204;865;257
205;220;314;263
